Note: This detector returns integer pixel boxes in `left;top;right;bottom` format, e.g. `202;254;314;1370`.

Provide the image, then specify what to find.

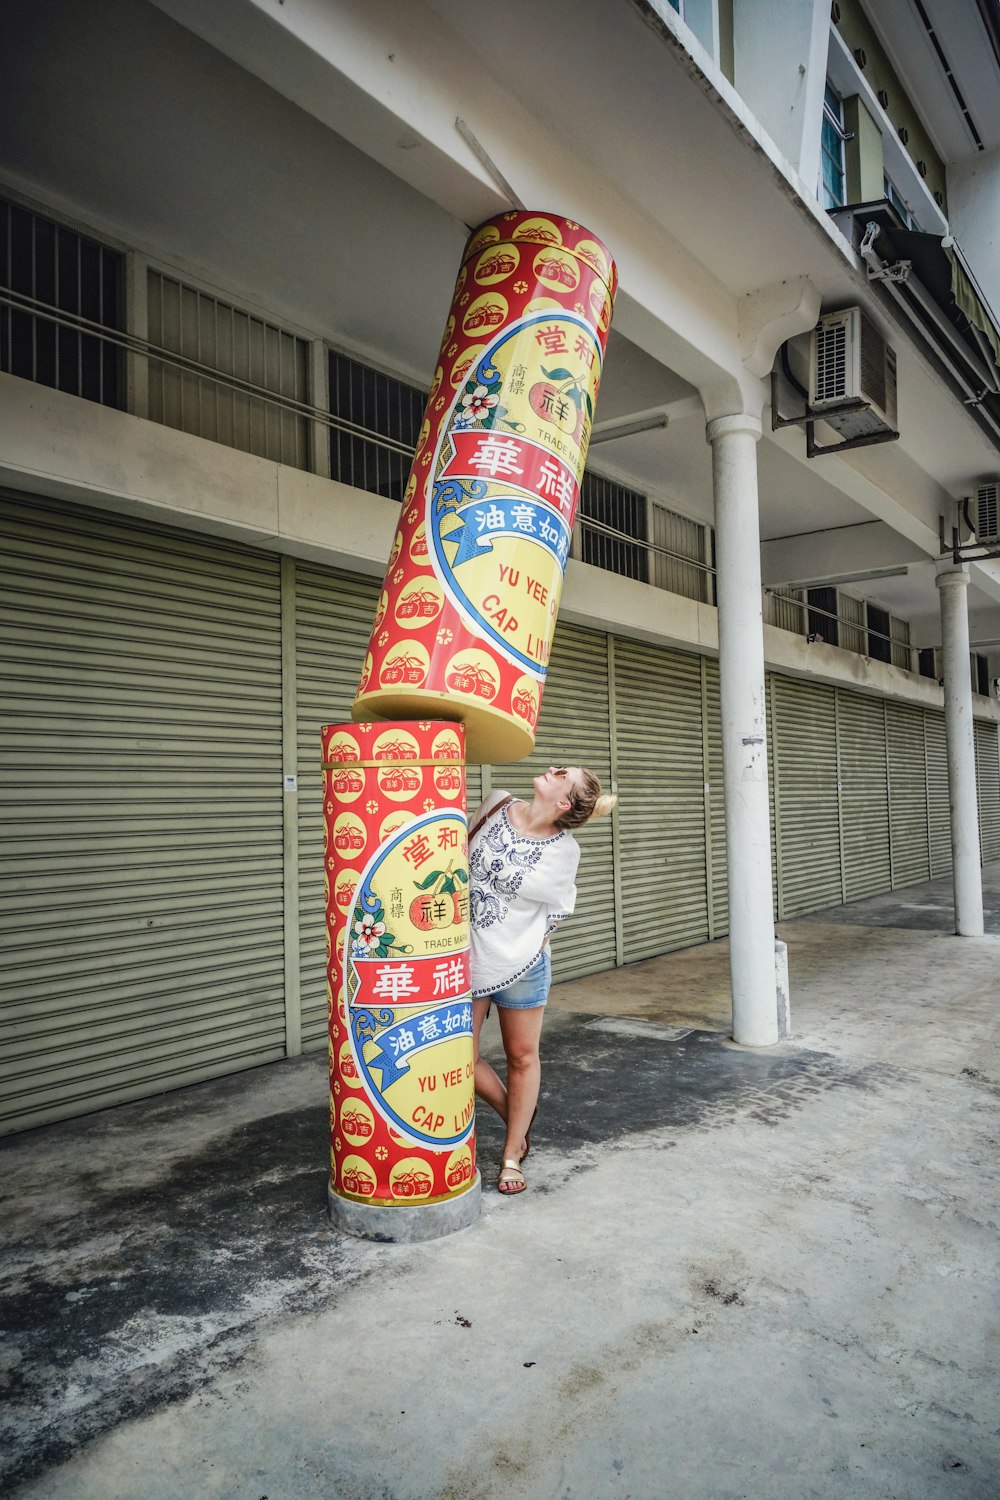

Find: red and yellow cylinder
322;719;479;1238
352;211;618;761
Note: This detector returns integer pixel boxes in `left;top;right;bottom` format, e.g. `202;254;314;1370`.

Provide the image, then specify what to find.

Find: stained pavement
1;865;998;1498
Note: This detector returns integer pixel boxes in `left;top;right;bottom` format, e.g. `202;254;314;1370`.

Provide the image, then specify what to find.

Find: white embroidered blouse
468;789;580;998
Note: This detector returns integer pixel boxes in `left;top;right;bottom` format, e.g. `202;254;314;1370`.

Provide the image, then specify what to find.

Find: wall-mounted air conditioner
809;307;898;444
973;481;1000;545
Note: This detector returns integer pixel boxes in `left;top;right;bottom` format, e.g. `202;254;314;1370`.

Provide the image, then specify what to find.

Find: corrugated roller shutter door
974;720;1000;863
703;659;729;938
886;701;930;887
771;676;841;918
615;641;708;958
293;564;381;1049
837;690;890;901
924;711;952;877
0;492;285;1136
487;622;615;981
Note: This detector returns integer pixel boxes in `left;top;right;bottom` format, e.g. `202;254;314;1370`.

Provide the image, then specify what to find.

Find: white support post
936;565;984;936
707;413;780;1046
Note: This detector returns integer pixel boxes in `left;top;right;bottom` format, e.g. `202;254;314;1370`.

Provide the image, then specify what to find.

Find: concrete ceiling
2;0;999;649
865;0;1000;162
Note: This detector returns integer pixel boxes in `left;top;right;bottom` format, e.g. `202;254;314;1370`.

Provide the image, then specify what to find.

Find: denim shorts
487;949;551;1010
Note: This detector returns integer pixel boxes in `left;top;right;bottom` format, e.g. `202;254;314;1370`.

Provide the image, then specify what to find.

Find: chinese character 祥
373;965;420;1003
468;435;524;479
413;896;450;926
437;826;460;850
433;957;467;997
402;834;433;868
535;324;568;356
535;387;572;424
536;458;576;509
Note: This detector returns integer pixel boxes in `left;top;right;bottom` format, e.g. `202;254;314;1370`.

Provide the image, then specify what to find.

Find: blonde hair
554;767;617;832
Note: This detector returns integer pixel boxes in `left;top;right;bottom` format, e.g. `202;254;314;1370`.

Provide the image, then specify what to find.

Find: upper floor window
0;195;125;410
147;271;311;470
883;174;920;230
578;472;649;584
820;84;848;209
328;349;426;503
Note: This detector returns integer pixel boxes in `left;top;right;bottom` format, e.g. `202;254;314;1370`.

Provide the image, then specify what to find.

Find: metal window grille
820;85;847;209
974;653;990;695
578;472;649;583
866;602;892;663
764;586;807;634
328;350;426;502
146;271;310;469
0;195;125;408
807;586;840;646
650;502;707;601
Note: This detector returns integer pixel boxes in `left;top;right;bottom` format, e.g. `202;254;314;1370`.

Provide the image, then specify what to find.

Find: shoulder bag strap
468;793;513;842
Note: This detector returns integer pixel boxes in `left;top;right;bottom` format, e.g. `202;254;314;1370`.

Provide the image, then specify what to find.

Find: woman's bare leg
472;998;508;1122
497;1005;545;1172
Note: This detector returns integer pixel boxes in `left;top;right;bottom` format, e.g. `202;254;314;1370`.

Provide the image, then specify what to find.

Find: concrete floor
2;866;999;1499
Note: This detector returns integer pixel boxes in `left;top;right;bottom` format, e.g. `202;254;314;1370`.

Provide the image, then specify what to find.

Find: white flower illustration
456;384;499;427
354;913;385;951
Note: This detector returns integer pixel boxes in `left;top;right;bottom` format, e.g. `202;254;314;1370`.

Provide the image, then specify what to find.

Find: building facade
2;0;1000;1132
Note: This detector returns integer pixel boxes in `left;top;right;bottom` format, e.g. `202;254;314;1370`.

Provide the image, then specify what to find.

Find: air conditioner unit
809;307;898;444
973;481;1000;544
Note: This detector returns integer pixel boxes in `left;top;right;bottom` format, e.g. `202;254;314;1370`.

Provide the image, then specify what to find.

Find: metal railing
0;287;415;455
763;587;912;666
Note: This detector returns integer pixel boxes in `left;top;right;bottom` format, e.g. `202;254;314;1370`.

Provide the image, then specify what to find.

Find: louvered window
890;615;911;672
146;271;310;469
838;593;868;655
764;587;807;634
650;502;708;601
0;195;124;409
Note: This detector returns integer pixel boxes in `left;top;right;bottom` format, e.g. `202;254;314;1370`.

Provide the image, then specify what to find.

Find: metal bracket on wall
939;515;1000;565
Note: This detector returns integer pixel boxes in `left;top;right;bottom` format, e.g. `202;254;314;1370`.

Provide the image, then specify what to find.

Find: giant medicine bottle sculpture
323;212;617;1240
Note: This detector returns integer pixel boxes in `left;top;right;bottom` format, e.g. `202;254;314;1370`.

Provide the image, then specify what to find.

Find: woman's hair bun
592;792;618;820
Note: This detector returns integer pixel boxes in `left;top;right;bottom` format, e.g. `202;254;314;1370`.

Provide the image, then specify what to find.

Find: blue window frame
821;84;847;209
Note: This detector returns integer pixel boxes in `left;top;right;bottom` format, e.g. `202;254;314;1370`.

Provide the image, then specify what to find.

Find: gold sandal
498;1159;527;1195
519;1105;539;1164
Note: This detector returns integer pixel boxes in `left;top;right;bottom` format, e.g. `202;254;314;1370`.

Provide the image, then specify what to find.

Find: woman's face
534;765;582;814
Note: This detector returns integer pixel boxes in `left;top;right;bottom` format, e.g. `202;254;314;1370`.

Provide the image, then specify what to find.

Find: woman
469;766;616;1195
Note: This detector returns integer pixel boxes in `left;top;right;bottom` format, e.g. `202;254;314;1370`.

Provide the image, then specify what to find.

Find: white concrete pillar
936;565;984;936
707;413;780;1046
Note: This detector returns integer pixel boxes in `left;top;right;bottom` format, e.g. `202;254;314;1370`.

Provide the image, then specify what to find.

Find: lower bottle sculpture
321;718;481;1240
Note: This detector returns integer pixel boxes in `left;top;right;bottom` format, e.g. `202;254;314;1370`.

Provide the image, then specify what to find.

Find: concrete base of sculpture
328;1174;482;1242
